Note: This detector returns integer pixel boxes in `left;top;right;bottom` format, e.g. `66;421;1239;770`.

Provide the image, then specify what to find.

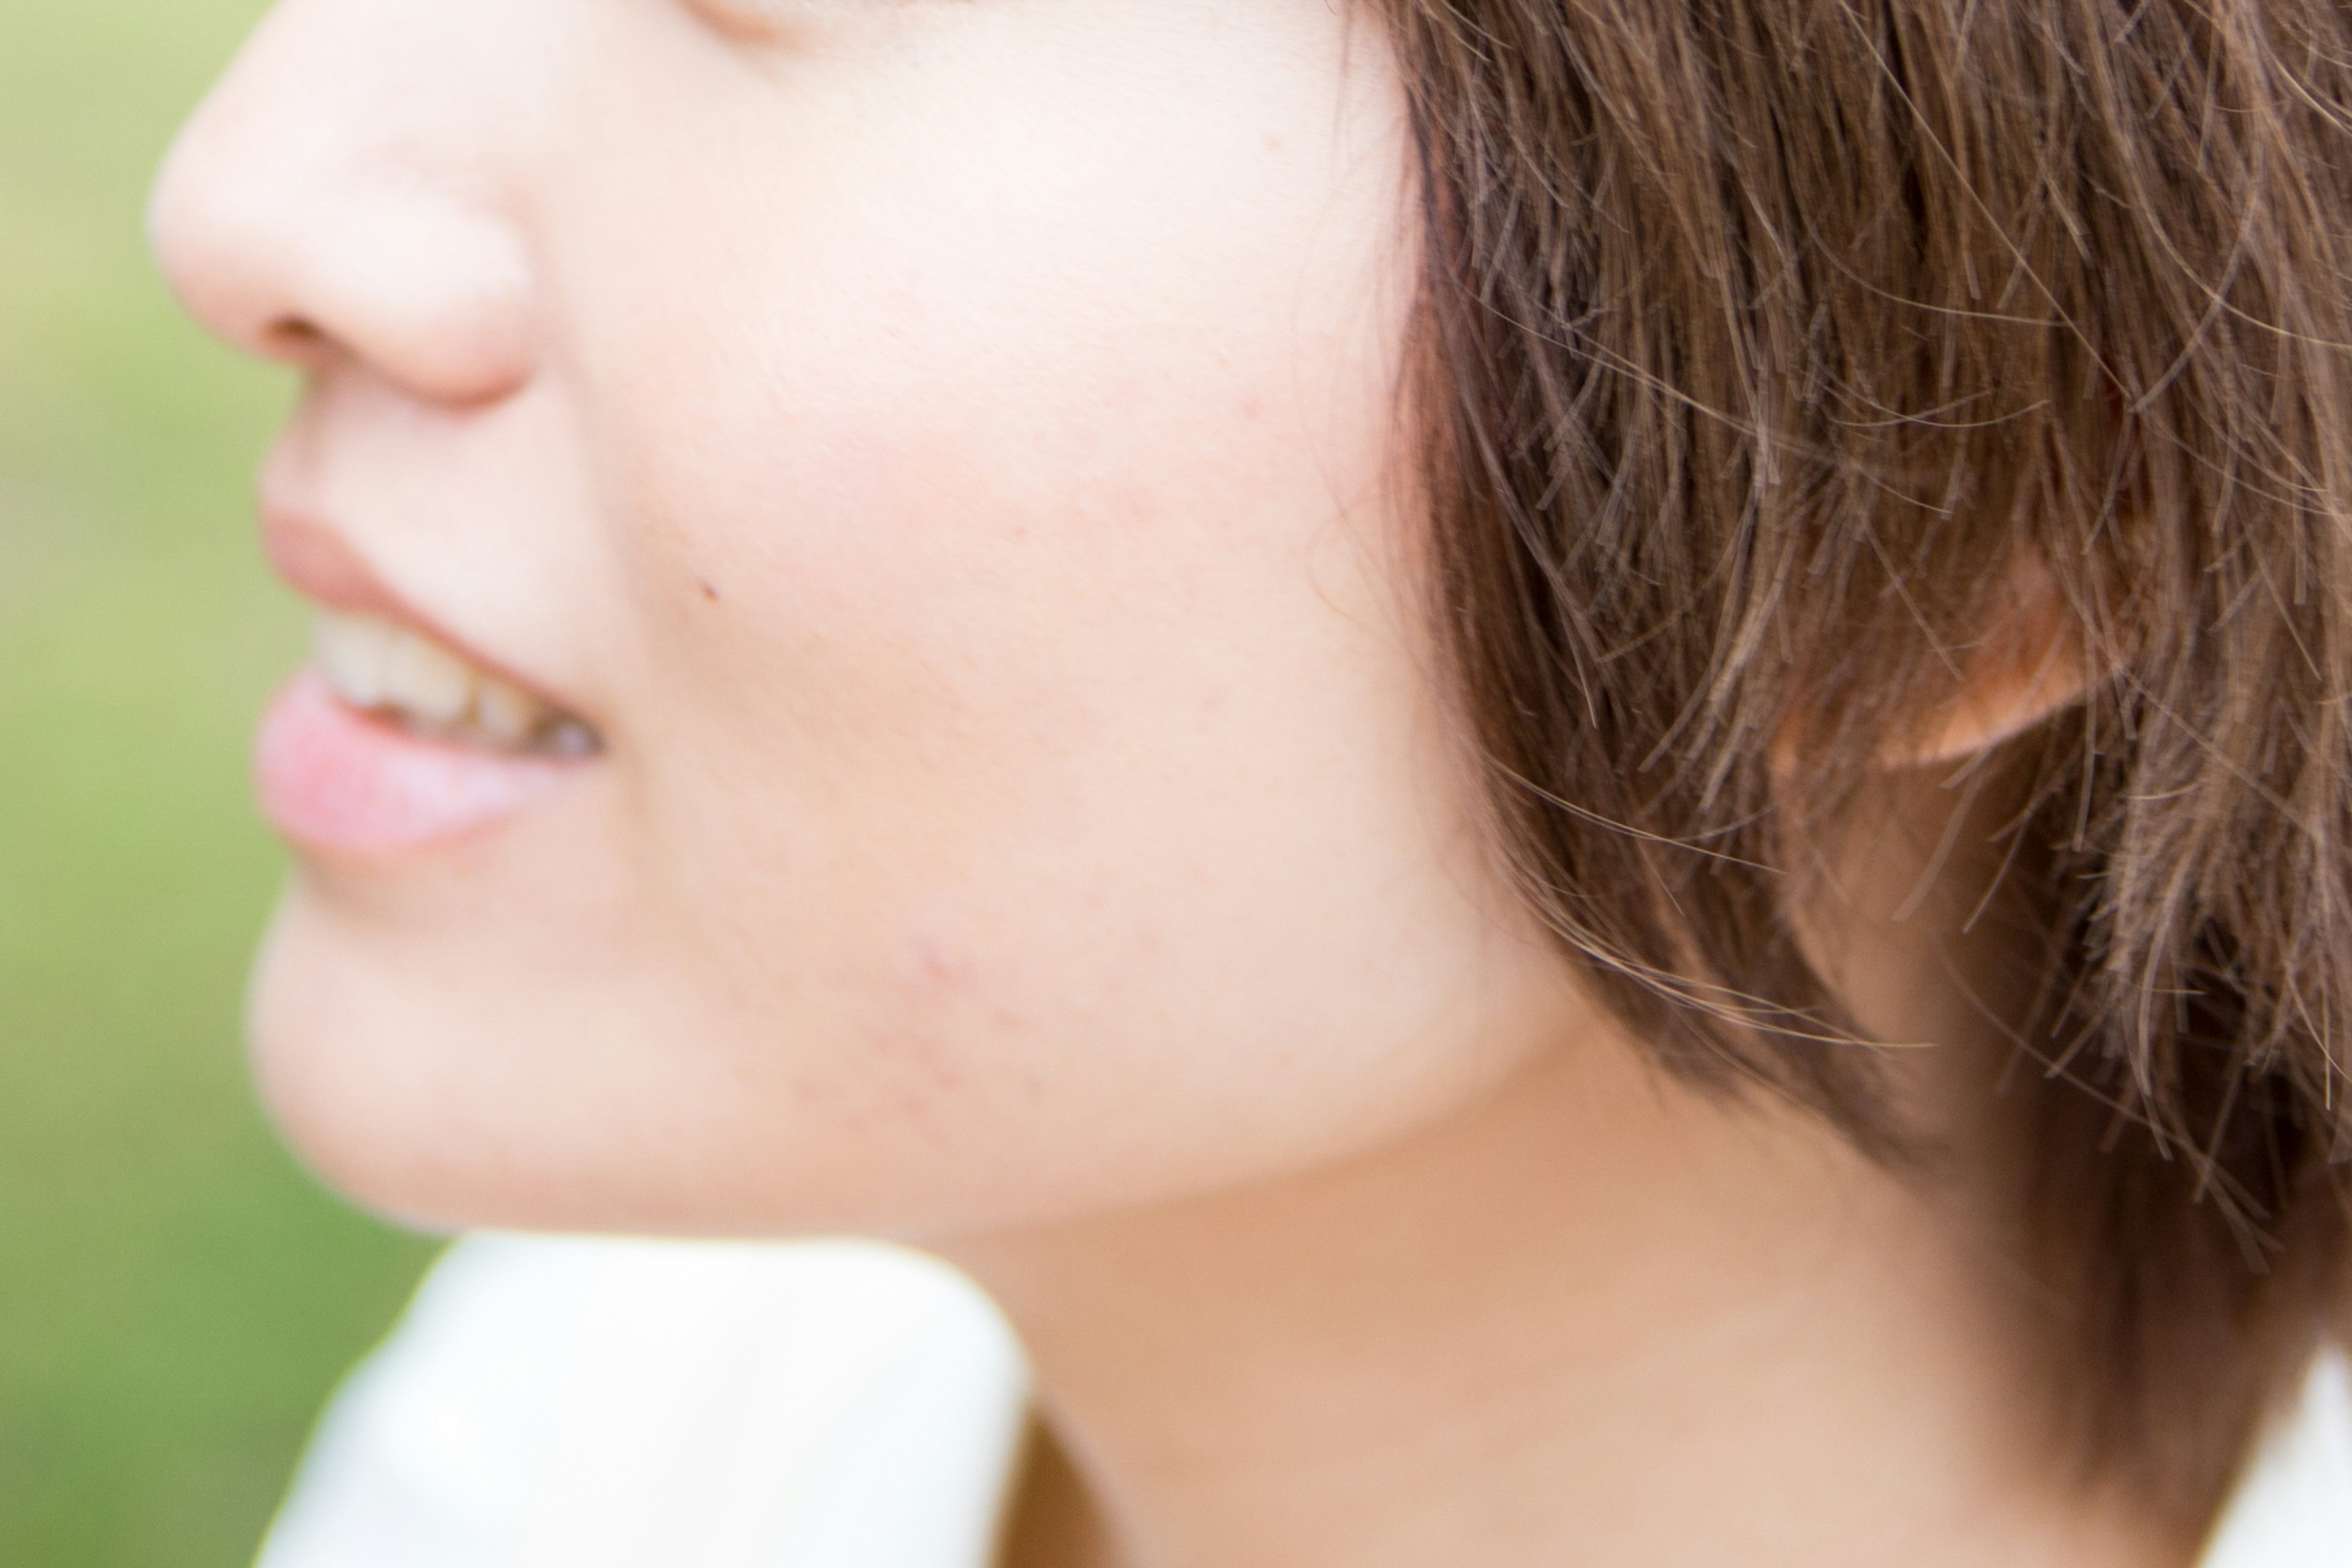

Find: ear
1889;552;2091;768
1771;552;2094;778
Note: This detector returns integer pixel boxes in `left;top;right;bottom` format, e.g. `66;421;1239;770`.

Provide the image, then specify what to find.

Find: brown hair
1384;0;2352;1526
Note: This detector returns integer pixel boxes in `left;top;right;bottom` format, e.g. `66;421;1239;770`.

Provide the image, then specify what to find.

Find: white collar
2201;1344;2352;1568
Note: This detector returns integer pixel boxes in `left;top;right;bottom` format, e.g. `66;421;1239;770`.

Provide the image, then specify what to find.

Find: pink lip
257;671;584;858
263;508;399;617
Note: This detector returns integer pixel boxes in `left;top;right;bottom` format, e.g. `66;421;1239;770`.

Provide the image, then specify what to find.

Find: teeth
311;609;593;756
382;630;473;726
314;610;393;708
473;677;541;747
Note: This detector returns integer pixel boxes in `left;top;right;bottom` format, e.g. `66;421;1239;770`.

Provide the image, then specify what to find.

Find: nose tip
148;33;538;408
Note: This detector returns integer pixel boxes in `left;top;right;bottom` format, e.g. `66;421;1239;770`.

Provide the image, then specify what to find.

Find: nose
149;1;538;407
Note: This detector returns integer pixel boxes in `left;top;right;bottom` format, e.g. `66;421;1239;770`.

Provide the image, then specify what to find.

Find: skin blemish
866;931;990;1100
697;576;722;602
902;932;977;997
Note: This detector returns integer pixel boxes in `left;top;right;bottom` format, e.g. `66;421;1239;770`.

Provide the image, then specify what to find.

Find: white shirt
257;1234;2352;1568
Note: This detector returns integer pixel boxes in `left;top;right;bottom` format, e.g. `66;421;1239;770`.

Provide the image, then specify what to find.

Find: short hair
1387;0;2352;1525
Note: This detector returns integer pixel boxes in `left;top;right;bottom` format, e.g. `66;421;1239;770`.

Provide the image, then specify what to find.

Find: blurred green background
0;2;440;1562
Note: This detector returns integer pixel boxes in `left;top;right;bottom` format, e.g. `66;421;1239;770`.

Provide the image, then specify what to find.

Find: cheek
453;6;1547;1225
598;26;1424;924
579;0;1419;704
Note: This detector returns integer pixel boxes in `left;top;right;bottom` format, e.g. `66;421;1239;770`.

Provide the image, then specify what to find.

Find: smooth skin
153;2;2180;1564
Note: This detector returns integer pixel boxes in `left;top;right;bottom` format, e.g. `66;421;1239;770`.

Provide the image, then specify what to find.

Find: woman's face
151;0;1585;1237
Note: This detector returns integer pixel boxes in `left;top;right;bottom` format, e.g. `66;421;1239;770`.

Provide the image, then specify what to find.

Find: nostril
260;317;332;368
149;84;538;404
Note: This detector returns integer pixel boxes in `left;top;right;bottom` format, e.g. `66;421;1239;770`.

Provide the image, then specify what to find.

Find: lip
255;506;599;859
257;671;586;859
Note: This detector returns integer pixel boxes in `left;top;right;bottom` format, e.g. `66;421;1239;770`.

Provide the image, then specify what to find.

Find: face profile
148;1;2352;1564
151;0;1585;1240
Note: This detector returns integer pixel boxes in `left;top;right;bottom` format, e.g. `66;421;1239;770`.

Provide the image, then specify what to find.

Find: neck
940;1036;2190;1568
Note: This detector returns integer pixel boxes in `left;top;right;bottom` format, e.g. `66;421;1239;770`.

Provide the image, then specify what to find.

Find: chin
244;884;630;1237
241;877;1072;1245
247;899;481;1236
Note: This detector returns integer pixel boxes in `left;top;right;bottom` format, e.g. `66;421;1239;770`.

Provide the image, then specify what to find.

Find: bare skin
978;614;2140;1568
967;1029;2182;1568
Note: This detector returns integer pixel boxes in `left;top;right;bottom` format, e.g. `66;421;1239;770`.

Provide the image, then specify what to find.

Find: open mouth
311;608;600;759
255;611;602;859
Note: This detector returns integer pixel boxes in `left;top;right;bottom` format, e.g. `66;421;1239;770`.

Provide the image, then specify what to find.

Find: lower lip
255;671;587;858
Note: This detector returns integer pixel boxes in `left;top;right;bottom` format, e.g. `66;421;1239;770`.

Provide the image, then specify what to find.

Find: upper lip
260;504;592;726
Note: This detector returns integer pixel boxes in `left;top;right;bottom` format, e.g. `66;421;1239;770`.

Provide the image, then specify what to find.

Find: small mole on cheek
697;577;721;603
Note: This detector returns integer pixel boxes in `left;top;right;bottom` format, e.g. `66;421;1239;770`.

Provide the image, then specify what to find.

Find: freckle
698;578;721;602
